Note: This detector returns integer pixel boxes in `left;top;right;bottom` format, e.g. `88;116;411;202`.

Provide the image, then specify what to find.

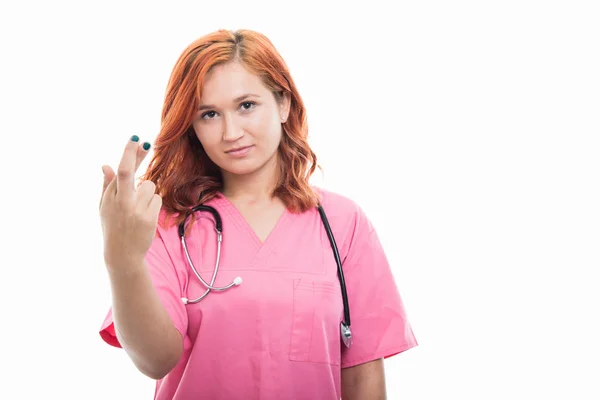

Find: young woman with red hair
99;29;417;400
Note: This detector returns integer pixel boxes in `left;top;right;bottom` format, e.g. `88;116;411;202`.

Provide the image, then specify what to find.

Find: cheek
249;110;281;142
193;126;220;154
193;120;214;137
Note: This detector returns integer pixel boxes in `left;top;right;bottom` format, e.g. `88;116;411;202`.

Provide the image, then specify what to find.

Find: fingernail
131;135;139;142
143;142;151;151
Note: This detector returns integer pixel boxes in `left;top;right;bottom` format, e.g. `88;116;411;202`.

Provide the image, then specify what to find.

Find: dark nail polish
131;135;139;142
143;142;151;151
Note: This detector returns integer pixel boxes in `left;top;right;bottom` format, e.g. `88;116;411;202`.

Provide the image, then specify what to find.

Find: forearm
108;259;183;380
341;359;386;400
342;380;386;400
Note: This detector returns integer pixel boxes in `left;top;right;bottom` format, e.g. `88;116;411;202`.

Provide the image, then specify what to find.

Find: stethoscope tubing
177;202;352;347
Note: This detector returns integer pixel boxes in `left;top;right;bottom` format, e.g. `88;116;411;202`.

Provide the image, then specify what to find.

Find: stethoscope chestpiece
341;322;352;348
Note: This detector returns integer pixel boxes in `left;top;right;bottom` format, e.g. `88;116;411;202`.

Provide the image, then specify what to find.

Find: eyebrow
197;93;260;111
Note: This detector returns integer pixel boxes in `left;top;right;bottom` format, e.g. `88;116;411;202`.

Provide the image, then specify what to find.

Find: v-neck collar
210;193;291;265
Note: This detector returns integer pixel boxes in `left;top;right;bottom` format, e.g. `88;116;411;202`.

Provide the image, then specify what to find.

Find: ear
279;92;291;123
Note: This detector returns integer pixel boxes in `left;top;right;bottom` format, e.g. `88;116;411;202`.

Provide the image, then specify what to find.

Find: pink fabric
99;188;417;399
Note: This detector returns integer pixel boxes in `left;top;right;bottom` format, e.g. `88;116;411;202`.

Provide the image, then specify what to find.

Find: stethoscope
177;202;352;348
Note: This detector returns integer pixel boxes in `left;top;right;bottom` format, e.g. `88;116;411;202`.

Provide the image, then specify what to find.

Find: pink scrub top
99;188;417;399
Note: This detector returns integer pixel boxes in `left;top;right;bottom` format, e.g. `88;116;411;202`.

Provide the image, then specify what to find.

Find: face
191;61;291;177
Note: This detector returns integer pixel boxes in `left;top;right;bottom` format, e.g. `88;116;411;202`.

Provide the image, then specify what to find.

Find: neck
221;154;280;203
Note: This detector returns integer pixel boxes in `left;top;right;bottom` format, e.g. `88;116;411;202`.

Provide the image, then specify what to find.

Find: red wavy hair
140;29;321;231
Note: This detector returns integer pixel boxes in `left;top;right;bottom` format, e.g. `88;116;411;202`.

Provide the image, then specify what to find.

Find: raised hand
99;135;162;270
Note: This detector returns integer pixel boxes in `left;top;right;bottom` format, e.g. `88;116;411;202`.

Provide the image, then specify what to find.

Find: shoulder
311;186;375;258
313;186;371;226
155;208;183;248
313;186;362;217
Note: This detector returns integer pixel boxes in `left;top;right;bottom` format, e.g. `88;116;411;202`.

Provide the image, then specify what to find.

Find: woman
99;29;417;399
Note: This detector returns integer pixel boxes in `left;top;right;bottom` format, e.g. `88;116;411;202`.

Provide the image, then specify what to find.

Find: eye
240;101;256;111
201;110;217;120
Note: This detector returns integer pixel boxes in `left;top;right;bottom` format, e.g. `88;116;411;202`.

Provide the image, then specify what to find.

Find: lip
225;145;253;158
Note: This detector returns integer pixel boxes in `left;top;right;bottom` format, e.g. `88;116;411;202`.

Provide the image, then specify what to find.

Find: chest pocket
289;278;343;366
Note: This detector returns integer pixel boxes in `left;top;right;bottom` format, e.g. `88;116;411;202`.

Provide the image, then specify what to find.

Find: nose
222;113;244;142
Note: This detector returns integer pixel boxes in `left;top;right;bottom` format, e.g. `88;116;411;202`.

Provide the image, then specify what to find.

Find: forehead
200;61;268;101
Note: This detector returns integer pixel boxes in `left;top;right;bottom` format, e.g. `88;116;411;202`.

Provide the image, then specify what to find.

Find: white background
1;0;598;399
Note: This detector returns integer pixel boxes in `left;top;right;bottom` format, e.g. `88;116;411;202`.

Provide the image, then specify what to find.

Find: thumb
100;165;116;210
102;166;116;191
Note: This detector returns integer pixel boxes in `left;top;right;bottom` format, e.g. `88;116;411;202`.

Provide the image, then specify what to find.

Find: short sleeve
340;211;418;368
99;230;188;348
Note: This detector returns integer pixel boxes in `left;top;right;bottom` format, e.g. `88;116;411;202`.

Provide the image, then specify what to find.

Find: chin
216;150;278;177
221;160;263;176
